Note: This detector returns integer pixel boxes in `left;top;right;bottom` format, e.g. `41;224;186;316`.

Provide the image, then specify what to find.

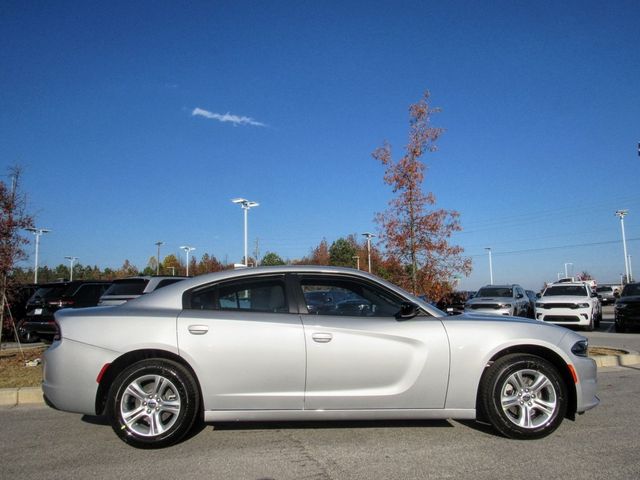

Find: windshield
476;287;513;298
103;279;148;296
621;284;640;297
596;286;612;293
543;285;588;297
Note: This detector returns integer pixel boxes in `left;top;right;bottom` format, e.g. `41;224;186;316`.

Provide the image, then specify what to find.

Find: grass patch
0;346;46;388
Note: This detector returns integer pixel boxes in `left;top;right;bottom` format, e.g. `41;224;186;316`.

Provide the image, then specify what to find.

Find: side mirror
536;293;541;298
395;302;420;320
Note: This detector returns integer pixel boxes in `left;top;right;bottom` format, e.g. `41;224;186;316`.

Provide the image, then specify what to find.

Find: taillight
53;319;61;341
49;299;75;308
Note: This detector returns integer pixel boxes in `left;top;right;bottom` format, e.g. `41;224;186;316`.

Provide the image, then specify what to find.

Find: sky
1;0;639;291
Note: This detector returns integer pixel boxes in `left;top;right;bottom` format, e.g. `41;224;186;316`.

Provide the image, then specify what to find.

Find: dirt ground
0;346;46;388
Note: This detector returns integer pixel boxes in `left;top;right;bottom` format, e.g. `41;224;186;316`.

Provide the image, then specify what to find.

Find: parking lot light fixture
362;232;376;273
615;210;630;284
154;241;164;275
485;247;493;285
26;227;51;284
180;246;196;276
232;198;259;266
564;263;573;279
64;256;78;281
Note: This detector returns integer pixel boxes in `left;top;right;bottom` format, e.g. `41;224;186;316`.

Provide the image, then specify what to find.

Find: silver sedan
43;266;598;448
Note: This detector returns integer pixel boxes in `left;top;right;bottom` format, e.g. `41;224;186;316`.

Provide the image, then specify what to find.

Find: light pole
180;246;196;276
615;210;630;284
26;227;51;284
155;241;164;275
232;198;259;266
64;256;78;281
485;247;493;284
629;255;634;283
362;232;376;273
564;262;573;278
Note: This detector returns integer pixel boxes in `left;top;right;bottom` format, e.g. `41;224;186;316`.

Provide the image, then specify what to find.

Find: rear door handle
188;325;209;335
312;332;333;343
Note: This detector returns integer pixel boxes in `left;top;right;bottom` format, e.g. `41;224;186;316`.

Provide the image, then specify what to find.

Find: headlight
615;303;627;309
535;302;545;308
500;303;512;308
571;339;589;357
576;303;590;308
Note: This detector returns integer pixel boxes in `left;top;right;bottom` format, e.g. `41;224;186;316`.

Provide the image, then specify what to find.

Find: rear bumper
42;339;118;415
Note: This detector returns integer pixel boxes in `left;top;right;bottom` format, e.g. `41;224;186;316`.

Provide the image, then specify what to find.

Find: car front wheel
107;359;200;449
479;354;567;439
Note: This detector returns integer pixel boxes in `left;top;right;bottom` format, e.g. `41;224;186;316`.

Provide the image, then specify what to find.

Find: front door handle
312;332;333;343
188;325;209;335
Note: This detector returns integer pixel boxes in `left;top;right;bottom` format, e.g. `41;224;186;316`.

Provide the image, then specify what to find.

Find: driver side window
299;277;402;317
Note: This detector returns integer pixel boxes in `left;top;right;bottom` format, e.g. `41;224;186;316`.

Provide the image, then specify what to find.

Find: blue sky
2;0;639;290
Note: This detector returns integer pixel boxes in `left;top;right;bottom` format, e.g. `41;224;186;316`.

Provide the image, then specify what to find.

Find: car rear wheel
479;354;567;439
107;359;200;449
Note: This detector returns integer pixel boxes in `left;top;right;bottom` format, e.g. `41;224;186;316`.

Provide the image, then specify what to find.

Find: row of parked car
7;276;187;343
438;280;640;333
5;275;639;343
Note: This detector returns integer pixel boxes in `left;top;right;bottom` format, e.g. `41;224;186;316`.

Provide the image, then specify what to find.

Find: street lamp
232;198;259;266
564;262;573;279
26;227;51;284
180;246;196;276
615;210;630;284
64;256;78;281
485;247;494;284
362;232;376;273
154;241;164;275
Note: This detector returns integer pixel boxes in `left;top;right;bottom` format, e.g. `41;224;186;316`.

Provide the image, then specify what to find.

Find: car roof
121;265;437;313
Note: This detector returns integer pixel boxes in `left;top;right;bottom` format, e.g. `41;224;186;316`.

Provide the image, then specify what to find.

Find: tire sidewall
108;359;199;449
483;354;567;439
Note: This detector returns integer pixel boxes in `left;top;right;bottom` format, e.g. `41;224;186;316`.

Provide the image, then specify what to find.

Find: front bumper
536;307;592;326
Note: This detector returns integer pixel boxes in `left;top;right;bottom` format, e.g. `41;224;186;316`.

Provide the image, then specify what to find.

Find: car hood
449;312;538;324
539;295;591;303
466;297;512;304
618;295;640;304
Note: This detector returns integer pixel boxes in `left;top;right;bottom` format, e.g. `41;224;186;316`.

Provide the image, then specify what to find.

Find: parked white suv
535;282;601;331
464;284;532;317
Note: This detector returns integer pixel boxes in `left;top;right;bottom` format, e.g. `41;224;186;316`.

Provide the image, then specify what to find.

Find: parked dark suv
614;282;640;333
19;281;111;342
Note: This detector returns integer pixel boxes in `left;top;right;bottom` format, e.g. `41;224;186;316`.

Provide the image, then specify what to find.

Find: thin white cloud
192;107;266;127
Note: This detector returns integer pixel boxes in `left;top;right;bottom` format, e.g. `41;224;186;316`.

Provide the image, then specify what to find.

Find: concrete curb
1;349;639;408
0;387;44;406
591;348;640;368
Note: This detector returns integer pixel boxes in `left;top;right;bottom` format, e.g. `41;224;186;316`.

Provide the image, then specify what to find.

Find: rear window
103;279;149;296
29;285;69;302
155;278;185;290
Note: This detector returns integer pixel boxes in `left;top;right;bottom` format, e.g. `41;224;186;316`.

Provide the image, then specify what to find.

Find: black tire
107;359;200;449
584;316;594;332
614;320;627;333
479;354;567;439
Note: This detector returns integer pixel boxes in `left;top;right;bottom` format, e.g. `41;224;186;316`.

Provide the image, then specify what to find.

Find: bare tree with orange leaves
373;91;471;299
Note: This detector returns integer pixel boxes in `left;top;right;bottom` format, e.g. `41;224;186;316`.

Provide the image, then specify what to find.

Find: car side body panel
302;314;450;409
177;309;306;410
